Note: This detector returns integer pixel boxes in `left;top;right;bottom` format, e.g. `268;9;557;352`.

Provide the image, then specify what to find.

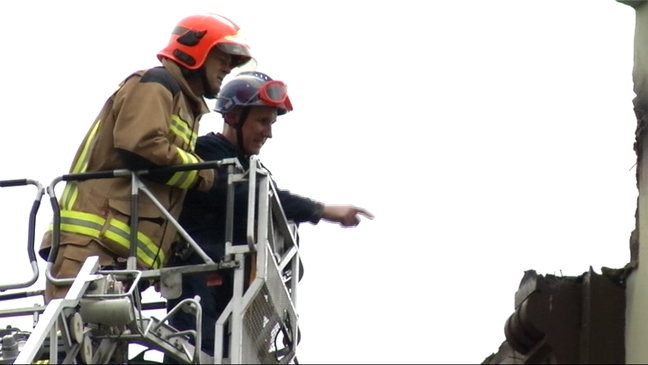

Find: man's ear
223;109;240;126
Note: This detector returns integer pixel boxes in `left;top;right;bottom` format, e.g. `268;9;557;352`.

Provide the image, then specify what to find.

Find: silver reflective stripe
105;225;158;262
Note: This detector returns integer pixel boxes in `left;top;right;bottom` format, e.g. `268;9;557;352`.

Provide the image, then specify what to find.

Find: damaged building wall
482;269;625;364
485;2;642;363
617;1;648;363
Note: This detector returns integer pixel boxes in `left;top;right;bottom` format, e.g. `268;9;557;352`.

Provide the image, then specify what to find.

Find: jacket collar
161;58;210;116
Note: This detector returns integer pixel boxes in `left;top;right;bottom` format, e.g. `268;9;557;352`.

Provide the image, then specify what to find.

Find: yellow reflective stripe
60;222;101;237
61;181;72;208
166;149;186;186
166;148;199;189
188;152;200;180
63;209;105;224
67;184;80;210
106;218;163;268
179;151;199;189
72;119;102;174
60;183;75;211
170;114;197;150
59;210;105;236
169;116;190;146
190;131;197;150
61;119;102;210
47;210;163;269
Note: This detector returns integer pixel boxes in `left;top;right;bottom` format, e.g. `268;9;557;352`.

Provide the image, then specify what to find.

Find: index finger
356;207;375;220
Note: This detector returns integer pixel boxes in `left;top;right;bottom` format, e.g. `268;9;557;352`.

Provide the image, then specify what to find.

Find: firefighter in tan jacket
39;13;255;302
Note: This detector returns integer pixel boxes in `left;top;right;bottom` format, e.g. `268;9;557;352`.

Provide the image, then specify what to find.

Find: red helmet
157;13;253;70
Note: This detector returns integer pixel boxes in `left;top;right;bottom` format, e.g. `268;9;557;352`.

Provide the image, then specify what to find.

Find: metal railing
3;156;302;364
215;155;301;364
45;158;245;284
0;178;44;292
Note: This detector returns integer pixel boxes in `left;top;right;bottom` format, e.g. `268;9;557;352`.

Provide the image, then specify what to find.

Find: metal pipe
225;163;235;262
128;172;139;270
0;179;43;292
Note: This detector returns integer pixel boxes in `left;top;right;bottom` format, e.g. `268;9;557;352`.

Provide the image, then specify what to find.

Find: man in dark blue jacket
166;71;373;357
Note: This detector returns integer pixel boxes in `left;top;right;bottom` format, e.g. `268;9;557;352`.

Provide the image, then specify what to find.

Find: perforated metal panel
241;245;297;364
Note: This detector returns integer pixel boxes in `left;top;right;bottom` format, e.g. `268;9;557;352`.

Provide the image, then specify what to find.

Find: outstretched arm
319;204;374;227
272;177;374;227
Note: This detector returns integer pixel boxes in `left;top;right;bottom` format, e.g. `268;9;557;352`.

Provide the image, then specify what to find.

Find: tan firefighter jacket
39;58;215;270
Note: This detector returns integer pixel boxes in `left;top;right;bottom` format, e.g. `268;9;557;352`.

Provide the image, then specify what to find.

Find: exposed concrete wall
618;1;648;363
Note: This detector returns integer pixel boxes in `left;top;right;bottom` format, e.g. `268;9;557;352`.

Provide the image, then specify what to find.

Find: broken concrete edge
513;264;631;310
617;0;648;10
482;264;631;364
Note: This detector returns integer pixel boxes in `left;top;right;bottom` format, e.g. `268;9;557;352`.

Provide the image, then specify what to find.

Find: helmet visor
217;42;254;68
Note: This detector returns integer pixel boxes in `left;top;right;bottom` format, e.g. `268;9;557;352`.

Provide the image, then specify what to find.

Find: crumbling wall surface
618;0;648;265
617;1;648;363
482;269;625;364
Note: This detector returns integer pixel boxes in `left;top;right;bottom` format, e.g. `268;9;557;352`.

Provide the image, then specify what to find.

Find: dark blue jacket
178;132;322;261
168;132;316;357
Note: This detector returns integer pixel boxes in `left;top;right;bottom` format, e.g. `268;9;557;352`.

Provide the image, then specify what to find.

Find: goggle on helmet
214;71;293;116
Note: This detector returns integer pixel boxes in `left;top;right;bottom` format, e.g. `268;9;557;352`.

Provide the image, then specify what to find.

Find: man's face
240;106;277;155
202;48;234;97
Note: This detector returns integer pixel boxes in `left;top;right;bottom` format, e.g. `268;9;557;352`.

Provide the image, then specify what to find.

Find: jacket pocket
107;198;164;220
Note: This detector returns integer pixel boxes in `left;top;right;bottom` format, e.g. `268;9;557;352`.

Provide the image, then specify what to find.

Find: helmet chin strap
232;107;251;156
200;67;217;99
179;66;217;99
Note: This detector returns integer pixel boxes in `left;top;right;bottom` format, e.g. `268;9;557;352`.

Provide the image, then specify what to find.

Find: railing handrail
0;155;302;364
0;178;44;293
45;158;244;286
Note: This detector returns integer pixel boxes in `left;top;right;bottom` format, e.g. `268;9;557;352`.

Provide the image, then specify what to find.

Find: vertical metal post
256;172;270;280
49;323;58;364
231;159;257;362
32;303;40;329
229;253;246;364
214;300;233;365
214;322;225;364
246;157;258;248
291;247;300;308
225;164;235;261
290;241;300;360
128;172;139;270
46;182;63;266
